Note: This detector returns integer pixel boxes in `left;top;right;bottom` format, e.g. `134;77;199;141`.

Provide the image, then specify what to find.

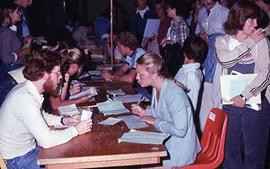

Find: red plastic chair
180;108;228;169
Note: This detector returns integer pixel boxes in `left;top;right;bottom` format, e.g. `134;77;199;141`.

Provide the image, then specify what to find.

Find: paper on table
107;89;126;96
81;110;93;121
58;104;79;116
69;87;97;100
99;117;122;125
97;100;129;115
118;115;148;129
143;19;160;38
119;130;170;145
114;94;149;103
220;73;261;105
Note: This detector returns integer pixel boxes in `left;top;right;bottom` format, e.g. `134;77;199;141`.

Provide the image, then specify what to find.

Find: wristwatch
239;94;247;101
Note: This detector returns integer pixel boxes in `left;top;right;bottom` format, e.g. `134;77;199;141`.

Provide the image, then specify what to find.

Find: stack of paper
107;89;126;96
115;94;148;103
58;104;79;116
69;87;97;100
99;117;122;125
119;130;170;145
118;115;148;129
220;73;261;105
97;100;129;115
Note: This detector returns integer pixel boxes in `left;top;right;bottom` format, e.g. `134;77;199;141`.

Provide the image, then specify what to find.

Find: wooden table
38;81;167;169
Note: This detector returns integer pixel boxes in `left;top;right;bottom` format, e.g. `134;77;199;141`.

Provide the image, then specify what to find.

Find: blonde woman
131;53;200;167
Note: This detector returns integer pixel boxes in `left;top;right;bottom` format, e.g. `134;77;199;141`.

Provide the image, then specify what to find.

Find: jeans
223;100;270;169
6;147;42;169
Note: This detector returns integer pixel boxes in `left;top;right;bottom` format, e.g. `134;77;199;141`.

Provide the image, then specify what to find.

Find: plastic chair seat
180;108;228;169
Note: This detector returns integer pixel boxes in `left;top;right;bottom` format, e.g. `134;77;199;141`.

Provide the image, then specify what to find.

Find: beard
43;77;60;96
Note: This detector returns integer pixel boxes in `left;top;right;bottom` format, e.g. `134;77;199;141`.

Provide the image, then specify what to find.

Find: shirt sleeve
215;36;256;68
15;97;78;149
186;71;202;110
241;39;270;99
153;92;190;138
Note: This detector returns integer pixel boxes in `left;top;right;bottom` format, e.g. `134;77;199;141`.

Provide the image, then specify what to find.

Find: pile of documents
97;100;129;115
119;130;170;145
118;115;148;129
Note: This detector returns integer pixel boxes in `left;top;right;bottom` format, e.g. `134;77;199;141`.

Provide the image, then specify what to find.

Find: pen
137;95;144;105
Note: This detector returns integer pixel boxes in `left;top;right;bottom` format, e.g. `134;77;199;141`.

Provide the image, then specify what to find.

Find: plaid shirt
167;18;190;47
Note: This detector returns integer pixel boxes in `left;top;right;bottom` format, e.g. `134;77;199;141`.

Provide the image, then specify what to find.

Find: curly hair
23;49;62;81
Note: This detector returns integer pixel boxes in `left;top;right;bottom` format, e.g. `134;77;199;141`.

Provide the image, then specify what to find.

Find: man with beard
0;49;92;169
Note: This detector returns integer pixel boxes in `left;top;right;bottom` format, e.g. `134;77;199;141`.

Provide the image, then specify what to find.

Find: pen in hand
137;95;144;105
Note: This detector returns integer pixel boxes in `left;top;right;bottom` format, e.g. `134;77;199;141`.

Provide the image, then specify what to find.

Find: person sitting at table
131;52;201;167
101;31;145;83
0;2;31;75
43;47;90;112
0;49;92;169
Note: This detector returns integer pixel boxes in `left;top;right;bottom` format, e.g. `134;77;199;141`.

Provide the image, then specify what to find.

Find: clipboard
143;19;160;38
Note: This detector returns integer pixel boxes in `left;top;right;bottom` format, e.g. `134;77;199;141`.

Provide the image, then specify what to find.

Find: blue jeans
223;100;270;169
6;148;42;169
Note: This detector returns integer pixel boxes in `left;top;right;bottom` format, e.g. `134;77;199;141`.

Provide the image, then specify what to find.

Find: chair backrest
0;153;7;169
181;108;228;169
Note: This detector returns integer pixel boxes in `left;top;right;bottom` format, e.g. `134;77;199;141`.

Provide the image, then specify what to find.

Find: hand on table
131;104;146;117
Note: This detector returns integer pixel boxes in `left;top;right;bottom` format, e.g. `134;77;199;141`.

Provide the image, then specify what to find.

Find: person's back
174;36;208;112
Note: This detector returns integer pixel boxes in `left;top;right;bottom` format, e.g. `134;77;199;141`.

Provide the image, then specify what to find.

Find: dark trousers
223;100;270;169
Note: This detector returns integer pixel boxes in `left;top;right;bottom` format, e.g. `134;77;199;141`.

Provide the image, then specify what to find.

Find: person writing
131;52;200;167
0;49;92;169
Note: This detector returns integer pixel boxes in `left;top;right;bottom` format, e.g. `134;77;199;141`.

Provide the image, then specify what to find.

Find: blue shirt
174;63;203;111
123;48;145;69
147;79;201;167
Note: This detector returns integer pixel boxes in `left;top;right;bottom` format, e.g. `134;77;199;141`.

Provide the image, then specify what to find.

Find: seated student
101;32;145;83
0;2;31;74
174;36;208;112
43;47;90;112
0;49;92;169
131;53;201;167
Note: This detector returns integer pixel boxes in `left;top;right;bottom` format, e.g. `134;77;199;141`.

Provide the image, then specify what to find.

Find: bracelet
60;117;65;125
239;94;247;101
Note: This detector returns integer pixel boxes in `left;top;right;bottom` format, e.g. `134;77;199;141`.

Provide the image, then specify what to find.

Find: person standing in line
215;1;270;168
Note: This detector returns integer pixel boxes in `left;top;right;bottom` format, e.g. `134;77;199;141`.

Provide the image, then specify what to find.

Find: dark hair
116;32;139;50
0;2;20;27
183;35;208;63
224;1;261;35
23;49;62;81
137;52;169;78
165;0;189;19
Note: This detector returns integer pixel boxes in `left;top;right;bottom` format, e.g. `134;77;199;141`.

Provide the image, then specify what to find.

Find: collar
136;6;150;18
25;80;44;104
9;25;17;32
182;63;201;70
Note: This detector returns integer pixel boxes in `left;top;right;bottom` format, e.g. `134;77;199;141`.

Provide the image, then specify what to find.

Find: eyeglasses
51;71;62;77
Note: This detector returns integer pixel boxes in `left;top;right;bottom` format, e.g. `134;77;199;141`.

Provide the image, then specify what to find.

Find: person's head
136;0;148;9
154;0;166;18
0;3;21;27
136;52;168;87
23;49;62;93
203;0;217;11
13;0;32;8
182;35;208;64
165;0;189;19
224;1;261;36
116;32;139;55
61;48;86;77
253;0;270;11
